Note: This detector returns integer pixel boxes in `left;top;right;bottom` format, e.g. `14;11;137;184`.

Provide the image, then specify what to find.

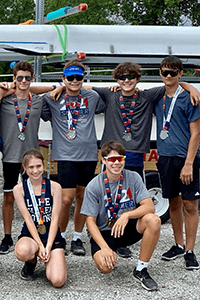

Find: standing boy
43;60;105;255
0;61;50;253
81;141;161;291
156;55;200;270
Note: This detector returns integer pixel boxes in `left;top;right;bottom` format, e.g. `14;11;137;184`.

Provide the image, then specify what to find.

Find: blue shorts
157;156;199;200
90;219;143;257
58;160;97;188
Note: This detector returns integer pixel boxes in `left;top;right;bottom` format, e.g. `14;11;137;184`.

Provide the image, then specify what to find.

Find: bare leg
169;195;184;247
2;191;15;234
15;237;38;262
59;188;76;232
137;213;161;262
74;185;86;233
46;248;67;288
183;199;198;251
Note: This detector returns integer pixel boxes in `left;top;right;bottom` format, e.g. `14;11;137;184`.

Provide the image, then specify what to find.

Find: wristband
52;85;57;90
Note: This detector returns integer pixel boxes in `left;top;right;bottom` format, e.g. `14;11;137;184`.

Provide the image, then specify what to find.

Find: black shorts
18;232;66;251
3;162;22;191
58;161;97;188
90;219;143;257
157;156;200;200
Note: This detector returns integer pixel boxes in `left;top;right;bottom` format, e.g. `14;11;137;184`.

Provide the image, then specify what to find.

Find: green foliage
119;0;200;26
0;0;35;24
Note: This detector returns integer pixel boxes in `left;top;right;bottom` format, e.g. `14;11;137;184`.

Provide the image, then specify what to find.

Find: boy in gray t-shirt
81;141;161;291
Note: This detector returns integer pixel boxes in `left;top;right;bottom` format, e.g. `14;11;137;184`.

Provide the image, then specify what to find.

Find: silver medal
66;129;77;140
123;131;132;142
18;132;26;141
160;129;169;140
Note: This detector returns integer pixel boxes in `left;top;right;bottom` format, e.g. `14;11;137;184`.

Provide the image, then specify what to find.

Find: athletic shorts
18;232;66;251
157;156;200;200
3;162;22;192
90;219;143;257
58;161;97;189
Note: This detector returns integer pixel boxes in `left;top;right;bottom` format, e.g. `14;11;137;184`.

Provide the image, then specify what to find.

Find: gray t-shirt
92;86;165;153
44;88;105;161
81;169;150;232
1;94;50;163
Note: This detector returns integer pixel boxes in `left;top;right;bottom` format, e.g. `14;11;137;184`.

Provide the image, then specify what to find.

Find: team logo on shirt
60;97;89;118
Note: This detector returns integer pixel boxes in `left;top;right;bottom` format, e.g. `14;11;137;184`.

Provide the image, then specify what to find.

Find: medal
161;86;182;139
119;93;137;142
65;93;82;140
104;171;123;226
18;132;26;141
123;131;132;142
160;129;169;140
27;177;46;235
66;129;77;140
106;217;117;228
37;224;46;235
13;93;32;141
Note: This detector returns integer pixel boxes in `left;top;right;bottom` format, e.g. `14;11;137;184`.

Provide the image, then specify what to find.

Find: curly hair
13;61;34;77
112;62;141;81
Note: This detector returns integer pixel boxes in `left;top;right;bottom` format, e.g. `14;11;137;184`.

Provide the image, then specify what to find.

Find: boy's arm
30;85;57;94
50;85;66;101
179;82;200;105
86;215;117;269
180;118;200;185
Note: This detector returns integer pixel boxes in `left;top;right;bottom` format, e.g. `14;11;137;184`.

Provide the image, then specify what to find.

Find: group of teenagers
0;55;199;291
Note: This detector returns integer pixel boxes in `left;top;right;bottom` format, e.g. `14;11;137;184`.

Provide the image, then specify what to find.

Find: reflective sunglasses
104;156;126;163
16;76;32;82
65;75;84;82
118;74;136;81
161;70;179;77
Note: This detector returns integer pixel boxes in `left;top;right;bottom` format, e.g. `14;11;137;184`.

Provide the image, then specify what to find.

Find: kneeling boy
81;141;161;291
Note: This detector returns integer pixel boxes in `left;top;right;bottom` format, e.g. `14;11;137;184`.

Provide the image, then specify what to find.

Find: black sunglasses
161;70;179;77
118;74;136;81
16;76;32;82
65;75;84;82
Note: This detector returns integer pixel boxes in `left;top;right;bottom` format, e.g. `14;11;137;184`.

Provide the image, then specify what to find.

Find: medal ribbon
65;93;82;130
119;93;137;133
27;177;46;226
162;85;182;130
103;171;123;219
13;93;32;133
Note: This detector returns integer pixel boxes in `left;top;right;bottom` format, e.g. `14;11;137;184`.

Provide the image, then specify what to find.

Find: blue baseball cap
63;66;84;77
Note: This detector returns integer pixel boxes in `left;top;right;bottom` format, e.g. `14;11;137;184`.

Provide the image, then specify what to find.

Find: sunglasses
16;76;32;82
161;70;179;77
65;75;84;82
118;74;136;81
104;156;126;163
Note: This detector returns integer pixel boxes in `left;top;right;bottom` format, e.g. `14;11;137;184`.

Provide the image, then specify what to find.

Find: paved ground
0;194;200;300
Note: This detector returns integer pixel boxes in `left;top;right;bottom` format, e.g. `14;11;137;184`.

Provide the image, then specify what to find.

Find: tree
0;0;35;24
119;0;200;26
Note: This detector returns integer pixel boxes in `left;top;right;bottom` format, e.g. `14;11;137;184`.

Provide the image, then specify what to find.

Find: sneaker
133;267;158;291
0;237;14;254
184;251;199;270
161;244;185;261
70;239;86;256
116;246;132;258
20;261;37;281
